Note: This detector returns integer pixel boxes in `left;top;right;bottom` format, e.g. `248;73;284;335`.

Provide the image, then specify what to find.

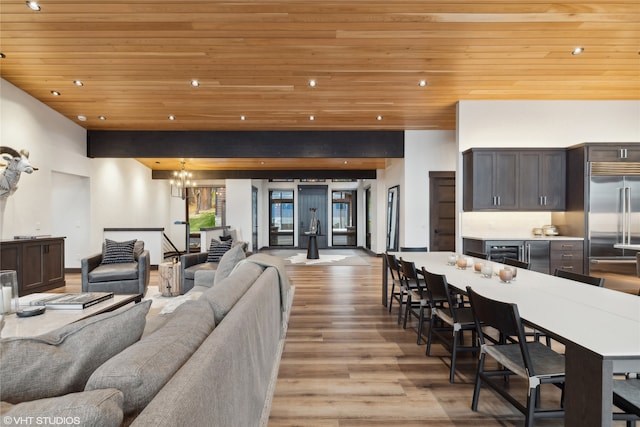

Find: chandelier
170;161;197;200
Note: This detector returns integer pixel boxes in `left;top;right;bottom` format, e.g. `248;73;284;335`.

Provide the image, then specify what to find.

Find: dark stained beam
87;131;404;158
152;169;376;180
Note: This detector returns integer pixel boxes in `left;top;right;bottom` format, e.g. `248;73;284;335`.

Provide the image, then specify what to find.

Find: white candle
1;286;11;314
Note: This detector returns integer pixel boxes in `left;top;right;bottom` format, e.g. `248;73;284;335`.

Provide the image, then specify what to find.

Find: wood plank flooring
61;252;625;426
268;253;569;427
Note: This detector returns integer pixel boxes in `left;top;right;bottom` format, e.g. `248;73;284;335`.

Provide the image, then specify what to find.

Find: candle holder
499;268;513;283
456;255;468;269
481;264;493;278
0;270;19;314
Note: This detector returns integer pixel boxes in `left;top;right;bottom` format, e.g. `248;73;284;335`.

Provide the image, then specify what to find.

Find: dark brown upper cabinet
519;150;566;211
587;144;640;162
463;148;566;211
463;149;519;210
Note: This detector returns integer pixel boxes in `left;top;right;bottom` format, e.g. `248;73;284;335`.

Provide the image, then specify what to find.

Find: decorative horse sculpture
0;146;38;199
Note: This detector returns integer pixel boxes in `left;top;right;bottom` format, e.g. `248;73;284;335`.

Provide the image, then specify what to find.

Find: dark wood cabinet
588;144;640;162
549;240;584;274
0;237;66;295
464;148;566;211
463;237;584;275
519;150;566;210
463;149;518;210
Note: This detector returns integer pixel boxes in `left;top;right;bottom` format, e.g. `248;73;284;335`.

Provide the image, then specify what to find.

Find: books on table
29;292;114;310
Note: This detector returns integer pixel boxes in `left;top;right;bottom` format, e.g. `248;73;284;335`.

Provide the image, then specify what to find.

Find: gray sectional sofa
0;251;292;427
180;239;248;294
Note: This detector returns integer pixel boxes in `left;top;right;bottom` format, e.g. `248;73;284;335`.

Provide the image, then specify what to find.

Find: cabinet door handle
561;254;573;259
561;266;574;270
496;196;501;206
561;244;574;249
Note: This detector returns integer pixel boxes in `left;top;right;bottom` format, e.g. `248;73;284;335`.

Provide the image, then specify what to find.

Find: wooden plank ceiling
1;0;639;172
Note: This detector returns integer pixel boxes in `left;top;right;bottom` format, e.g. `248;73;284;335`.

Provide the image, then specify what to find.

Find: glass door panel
332;190;356;246
269;190;294;246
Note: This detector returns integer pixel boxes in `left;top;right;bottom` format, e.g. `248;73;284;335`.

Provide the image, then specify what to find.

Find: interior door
298;185;328;249
429;172;455;252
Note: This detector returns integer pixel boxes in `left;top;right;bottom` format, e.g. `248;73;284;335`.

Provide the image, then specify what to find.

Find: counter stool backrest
553;268;604;287
465;250;489;260
503;258;530;269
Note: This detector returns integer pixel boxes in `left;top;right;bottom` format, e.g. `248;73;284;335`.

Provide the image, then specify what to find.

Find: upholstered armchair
180;228;248;294
81;239;150;295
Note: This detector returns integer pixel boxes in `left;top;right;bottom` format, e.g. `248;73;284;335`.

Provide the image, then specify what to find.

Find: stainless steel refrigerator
588;164;640;278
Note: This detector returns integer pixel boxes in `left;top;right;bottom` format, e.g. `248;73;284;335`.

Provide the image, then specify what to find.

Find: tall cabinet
0;236;66;296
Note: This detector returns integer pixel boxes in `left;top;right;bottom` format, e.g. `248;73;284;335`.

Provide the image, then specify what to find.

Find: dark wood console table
0;236;66;296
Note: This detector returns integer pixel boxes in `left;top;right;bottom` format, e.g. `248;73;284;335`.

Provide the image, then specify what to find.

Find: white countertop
389;251;640;358
463;234;584;241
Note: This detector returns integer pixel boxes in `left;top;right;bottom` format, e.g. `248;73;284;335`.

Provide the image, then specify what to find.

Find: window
269;190;294;246
332;190;356;246
187;186;226;232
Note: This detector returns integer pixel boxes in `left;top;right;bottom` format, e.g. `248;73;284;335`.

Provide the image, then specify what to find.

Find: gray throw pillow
0;389;124;427
102;239;137;264
213;244;246;286
202;261;264;324
0;300;151;403
85;299;215;417
206;239;232;263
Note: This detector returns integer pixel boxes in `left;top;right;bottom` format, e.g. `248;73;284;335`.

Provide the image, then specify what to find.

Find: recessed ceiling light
168;115;176;120
418;80;427;87
0;53;5;59
77;115;87;121
73;80;84;87
50;90;60;96
309;80;317;87
376;115;383;121
343;160;348;165
309;115;315;121
572;47;584;55
240;115;246;121
98;116;106;120
190;80;200;87
26;1;40;11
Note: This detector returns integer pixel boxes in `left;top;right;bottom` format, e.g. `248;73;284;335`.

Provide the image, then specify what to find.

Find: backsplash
461;211;553;238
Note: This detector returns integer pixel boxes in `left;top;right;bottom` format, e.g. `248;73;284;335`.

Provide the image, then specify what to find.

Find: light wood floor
62;253;625;426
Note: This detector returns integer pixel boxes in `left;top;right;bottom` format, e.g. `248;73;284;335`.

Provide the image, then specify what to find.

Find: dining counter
383;251;640;427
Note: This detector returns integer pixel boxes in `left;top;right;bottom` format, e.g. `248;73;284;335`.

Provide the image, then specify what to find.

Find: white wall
51;171;90;268
403;130;457;250
1;79;178;266
225;179;252;246
456;100;640;249
458;100;640;151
